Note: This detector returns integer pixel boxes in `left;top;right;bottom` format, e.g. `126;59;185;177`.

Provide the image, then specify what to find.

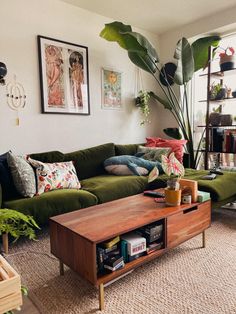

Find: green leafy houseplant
0;208;39;242
0;209;39;314
135;90;151;125
100;22;221;168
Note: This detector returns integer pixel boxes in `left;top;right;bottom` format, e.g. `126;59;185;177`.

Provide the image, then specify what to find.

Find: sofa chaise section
3;189;98;226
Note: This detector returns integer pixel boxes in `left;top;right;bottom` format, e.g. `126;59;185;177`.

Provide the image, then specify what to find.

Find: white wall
156;5;236;137
0;0;160;154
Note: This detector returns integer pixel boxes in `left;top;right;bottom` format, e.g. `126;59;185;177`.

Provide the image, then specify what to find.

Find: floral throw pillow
28;158;81;195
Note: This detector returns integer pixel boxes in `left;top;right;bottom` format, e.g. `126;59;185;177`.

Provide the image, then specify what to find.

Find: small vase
165;188;182;206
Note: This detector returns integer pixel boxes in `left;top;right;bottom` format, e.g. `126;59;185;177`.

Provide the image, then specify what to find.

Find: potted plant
219;47;235;71
100;21;221;168
0;208;40;254
161;152;185;206
135;90;151;125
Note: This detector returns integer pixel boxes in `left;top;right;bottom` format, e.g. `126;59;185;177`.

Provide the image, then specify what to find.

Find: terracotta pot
165;188;182;206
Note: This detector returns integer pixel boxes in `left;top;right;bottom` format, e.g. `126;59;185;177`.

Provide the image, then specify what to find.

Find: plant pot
164;188;182;206
220;55;236;72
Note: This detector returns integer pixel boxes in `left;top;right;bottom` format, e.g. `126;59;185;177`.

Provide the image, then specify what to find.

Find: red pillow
146;137;187;163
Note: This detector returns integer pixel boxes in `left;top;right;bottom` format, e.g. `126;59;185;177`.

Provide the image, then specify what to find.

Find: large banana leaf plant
100;22;221;168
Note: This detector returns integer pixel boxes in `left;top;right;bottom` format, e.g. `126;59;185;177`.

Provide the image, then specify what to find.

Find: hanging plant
135;90;151;125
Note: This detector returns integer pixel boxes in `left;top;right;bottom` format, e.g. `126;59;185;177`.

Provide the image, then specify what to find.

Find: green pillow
137;146;171;162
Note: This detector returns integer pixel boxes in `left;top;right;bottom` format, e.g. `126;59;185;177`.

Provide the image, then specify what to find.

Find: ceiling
62;0;236;35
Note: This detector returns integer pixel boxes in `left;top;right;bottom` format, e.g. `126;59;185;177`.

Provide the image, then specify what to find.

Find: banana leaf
100;22;158;74
192;36;221;72
149;91;172;110
174;37;194;85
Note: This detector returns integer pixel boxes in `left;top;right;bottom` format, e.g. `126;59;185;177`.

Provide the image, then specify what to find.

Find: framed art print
37;35;90;115
102;68;122;109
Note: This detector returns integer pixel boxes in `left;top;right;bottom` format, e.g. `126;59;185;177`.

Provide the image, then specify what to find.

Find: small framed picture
101;68;122;109
37;35;90;115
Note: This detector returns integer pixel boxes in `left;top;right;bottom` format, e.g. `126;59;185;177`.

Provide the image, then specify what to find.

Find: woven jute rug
4;209;236;314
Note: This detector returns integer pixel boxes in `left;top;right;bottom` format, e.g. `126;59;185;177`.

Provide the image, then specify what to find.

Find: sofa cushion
64;143;115;180
29;151;64;163
7;152;36;198
81;174;148;203
3;189;98;226
184;168;236;201
146;137;187;163
115;144;140;156
136;146;171;162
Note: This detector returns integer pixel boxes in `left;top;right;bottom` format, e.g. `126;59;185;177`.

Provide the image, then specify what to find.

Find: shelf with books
198;98;236;103
96;219;165;281
198;125;236;128
199;47;236;169
97;247;166;285
199;150;236;154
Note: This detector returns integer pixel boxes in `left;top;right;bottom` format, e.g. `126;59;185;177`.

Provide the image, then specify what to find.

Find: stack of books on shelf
97;236;124;273
210;128;236;153
96;221;164;274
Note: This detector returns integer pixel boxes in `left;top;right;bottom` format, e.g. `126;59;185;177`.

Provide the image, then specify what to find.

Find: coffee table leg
99;283;104;311
59;260;64;275
202;230;206;248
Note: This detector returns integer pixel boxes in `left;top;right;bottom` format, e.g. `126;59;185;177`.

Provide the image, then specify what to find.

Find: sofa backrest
29;151;64;163
115;144;140;156
64;143;115;180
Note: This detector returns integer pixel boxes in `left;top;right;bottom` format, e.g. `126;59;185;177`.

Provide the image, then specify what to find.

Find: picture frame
37;35;90;115
101;68;122;110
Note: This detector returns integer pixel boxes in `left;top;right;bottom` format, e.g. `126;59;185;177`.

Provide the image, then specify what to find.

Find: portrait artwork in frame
102;68;122;110
37;35;90;115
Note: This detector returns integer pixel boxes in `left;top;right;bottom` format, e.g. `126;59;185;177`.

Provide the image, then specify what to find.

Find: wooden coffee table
50;191;211;311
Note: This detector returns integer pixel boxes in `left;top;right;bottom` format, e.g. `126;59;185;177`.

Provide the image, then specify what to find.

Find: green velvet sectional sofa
1;143;236;225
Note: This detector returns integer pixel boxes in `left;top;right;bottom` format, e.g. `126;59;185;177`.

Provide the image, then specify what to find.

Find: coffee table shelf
97;247;166;285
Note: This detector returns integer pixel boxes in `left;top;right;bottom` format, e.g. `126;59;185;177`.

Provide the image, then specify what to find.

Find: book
104;260;125;272
179;179;198;202
101;236;120;249
121;240;128;263
146;241;163;254
104;244;118;254
104;255;123;268
197;191;211;202
121;233;146;256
